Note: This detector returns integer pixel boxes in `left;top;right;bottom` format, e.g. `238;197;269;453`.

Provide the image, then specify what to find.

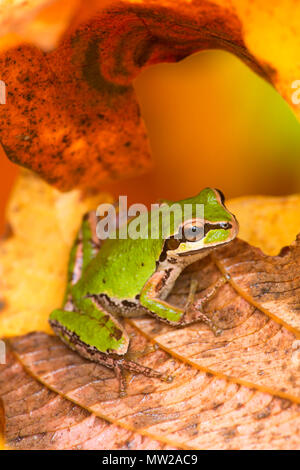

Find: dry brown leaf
0;346;174;450
131;251;300;402
0;0;300;190
213;237;300;335
4;328;300;450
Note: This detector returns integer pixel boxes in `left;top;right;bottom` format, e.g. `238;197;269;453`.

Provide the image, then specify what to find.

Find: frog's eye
181;222;204;242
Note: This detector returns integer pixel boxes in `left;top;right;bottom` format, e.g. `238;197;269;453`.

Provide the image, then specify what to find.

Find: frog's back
74;236;164;300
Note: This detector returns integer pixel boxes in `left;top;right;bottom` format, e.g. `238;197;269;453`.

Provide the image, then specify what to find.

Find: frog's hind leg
50;297;170;396
114;356;170;396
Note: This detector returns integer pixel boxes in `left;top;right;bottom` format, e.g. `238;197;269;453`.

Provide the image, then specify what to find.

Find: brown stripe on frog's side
83;211;101;253
122;300;139;309
93;293;145;318
71;230;83;285
95;293;120;310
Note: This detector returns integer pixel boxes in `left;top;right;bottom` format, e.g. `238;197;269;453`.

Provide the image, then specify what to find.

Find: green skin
49;188;239;392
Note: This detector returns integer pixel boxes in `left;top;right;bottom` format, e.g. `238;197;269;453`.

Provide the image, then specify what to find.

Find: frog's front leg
140;269;185;323
140;269;225;335
180;276;226;335
49;297;168;396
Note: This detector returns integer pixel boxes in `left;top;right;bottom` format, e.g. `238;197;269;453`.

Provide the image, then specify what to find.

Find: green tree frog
49;188;238;393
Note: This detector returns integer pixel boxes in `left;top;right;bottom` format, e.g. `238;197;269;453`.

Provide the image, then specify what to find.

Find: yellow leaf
227;195;300;256
0;170;112;337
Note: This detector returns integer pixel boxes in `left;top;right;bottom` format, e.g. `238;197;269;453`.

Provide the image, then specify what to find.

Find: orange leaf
0;1;300;190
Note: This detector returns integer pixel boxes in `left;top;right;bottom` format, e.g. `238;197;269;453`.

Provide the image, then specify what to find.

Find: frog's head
165;188;239;258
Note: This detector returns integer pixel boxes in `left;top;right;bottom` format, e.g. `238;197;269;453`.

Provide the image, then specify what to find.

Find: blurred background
1;49;300;230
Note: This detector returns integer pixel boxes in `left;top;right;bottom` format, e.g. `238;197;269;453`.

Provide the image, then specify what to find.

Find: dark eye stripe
160;222;232;259
204;222;232;235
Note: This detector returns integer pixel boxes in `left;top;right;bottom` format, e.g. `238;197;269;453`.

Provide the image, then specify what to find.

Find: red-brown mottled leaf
213;236;300;335
0;1;271;191
0;346;175;450
6;328;300;450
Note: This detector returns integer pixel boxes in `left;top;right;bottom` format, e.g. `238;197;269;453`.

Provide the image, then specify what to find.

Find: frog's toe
114;356;172;396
